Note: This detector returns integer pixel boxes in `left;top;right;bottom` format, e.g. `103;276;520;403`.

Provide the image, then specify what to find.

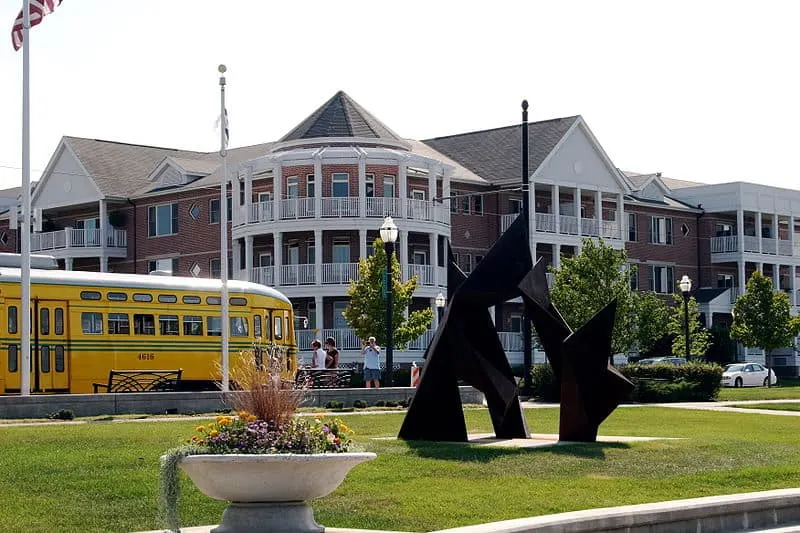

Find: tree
731;271;800;384
668;294;712;359
632;291;670;356
549;238;636;357
343;238;433;350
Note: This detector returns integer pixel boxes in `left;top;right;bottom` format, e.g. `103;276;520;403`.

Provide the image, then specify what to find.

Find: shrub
385;401;398;408
48;409;75;420
353;400;368;409
621;362;722;402
398;398;410;408
324;400;344;409
529;364;559;402
374;400;386;407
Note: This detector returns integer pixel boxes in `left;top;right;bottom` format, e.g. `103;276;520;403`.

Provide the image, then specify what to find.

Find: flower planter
180;452;376;533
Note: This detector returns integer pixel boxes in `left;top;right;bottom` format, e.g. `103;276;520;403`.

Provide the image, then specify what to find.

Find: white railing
407;264;435;286
762;237;777;255
364;197;401;218
560;215;579;235
321;263;359;284
795;243;800;257
580;217;599;236
534;212;556;233
743;235;759;252
405;199;433;221
437;266;447;285
280;264;315;285
251;266;274;286
30;228;127;252
501;213;519;233
280;198;315;219
600;220;620;239
498;331;523;352
711;235;738;253
321;197;360;217
249;201;274;223
778;240;793;256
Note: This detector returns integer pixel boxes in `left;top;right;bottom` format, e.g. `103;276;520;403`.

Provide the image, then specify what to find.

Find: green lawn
717;380;800;401
729;402;800;412
2;407;800;533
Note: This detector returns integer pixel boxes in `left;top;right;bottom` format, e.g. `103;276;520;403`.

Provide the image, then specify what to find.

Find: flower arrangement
159;345;355;532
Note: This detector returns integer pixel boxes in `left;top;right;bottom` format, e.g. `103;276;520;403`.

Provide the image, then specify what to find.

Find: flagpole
20;0;32;397
218;64;230;392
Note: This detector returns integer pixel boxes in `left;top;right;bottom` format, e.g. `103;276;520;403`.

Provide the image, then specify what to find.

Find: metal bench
295;368;354;389
92;369;183;393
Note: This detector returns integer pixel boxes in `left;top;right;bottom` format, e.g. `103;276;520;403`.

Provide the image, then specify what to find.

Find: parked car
636;357;687;366
721;363;777;387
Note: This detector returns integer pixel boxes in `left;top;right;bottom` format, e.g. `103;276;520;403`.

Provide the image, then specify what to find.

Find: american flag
11;0;63;51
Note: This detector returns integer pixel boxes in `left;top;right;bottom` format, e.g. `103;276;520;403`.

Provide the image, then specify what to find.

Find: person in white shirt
311;339;327;369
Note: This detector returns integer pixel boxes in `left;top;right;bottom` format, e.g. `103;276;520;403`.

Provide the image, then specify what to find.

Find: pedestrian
324;337;340;369
361;336;381;388
311;339;326;369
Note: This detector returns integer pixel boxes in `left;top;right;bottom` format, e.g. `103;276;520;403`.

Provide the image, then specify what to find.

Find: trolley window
158;294;178;304
107;292;127;301
108;313;130;335
133;293;153;303
159;315;179;335
134;314;156;335
40;346;50;373
81;312;103;334
230;297;247;306
7;345;17;372
40;308;50;335
206;296;221;305
206;316;221;336
183;315;203;336
54;308;64;335
8;305;17;334
80;291;101;301
230;317;248;337
55;346;65;372
274;315;283;340
182;295;201;304
254;315;262;338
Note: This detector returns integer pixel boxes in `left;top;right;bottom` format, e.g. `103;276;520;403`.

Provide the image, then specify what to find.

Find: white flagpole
20;0;32;396
218;64;230;392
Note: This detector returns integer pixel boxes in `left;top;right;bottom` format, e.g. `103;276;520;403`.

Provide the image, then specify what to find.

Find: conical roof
279;91;403;143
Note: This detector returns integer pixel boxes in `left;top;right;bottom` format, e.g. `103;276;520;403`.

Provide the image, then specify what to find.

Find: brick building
6;91;800;368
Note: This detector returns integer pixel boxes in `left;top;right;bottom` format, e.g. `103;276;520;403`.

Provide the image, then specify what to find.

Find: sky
0;0;799;191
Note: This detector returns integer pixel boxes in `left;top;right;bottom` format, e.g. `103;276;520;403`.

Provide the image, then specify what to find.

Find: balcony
711;235;799;257
30;228;127;257
249;262;445;289
321;263;359;284
407;264;435;286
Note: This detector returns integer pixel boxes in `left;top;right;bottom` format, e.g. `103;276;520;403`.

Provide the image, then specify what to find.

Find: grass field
2;406;800;533
717;379;800;401
729;403;800;412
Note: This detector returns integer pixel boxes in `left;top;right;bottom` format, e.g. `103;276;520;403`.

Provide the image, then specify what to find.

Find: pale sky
1;0;798;191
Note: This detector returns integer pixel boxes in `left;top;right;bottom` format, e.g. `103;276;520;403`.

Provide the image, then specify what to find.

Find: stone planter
180;453;376;533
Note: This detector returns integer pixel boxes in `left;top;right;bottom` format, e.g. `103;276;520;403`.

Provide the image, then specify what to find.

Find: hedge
528;361;723;403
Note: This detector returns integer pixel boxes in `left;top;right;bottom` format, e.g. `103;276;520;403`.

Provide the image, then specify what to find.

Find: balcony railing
500;213;519;233
30;228;127;253
251;265;274;286
365;197;402;218
321;263;359;284
280;198;315;219
280;264;315;285
534;212;556;233
580;217;599;236
743;235;759;253
407;264;435;286
249;201;274;223
560;215;579;235
711;235;738;253
249;262;446;288
762;237;777;255
711;235;799;257
320;197;360;218
600;220;620;239
778;240;793;256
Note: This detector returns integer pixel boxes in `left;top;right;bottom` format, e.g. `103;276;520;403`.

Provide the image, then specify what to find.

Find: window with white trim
148;257;177;275
148;203;178;237
627;213;637;242
648;265;675;293
332;173;349;197
287;176;299;199
717;274;734;288
306;174;315;197
383;175;395;198
649;216;673;245
365;174;375;198
473;194;483;215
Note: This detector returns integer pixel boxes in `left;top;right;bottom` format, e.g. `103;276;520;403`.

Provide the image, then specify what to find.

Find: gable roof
420;116;580;185
279;91;404;143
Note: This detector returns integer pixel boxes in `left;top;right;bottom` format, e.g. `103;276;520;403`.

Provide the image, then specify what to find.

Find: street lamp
679;275;692;360
435;292;446;324
379;216;399;386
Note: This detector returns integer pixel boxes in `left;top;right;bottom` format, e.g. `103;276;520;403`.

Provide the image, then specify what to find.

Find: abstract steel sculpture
398;215;633;443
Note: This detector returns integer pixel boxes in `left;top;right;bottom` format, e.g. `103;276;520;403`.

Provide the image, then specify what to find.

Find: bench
93;369;183;393
295;368;354;389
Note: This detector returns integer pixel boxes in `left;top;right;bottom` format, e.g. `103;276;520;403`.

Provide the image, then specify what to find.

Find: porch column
358;152;366;219
232;239;242;279
100;257;108;273
244;166;253;224
427;163;436;209
738;260;746;295
65;257;73;271
442;168;451;215
314;153;323;218
245;235;254;281
705;312;713;328
756;211;763;253
231;174;241;225
430;232;438;287
617;193;625;240
575;187;582;234
737;209;745;253
595;189;602;236
792;266;798;307
315;295;324;331
399;161;409;220
554;243;561;269
773;263;780;290
553;184;560;234
315;229;323;286
274;232;282;286
430;297;439;329
359;229;367;259
790;216;796;256
99;199;108;251
398;229;408;282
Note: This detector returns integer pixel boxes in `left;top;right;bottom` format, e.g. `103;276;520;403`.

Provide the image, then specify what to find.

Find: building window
332;173;349;197
458;253;473;273
332;301;348;329
508;198;522;214
627;213;637;242
716;223;733;237
461;195;470;214
450;193;459;213
365;174;375;197
210;258;221;278
412;251;427;265
473;195;483;215
287;176;299;199
629;264;638;290
717;274;734;288
647;265;675;294
307;242;315;264
148;203;178;237
649;217;673;245
332;240;350;264
209;199;220;224
509;314;523;332
307;174;315;197
148;257;177;275
383;175;395;198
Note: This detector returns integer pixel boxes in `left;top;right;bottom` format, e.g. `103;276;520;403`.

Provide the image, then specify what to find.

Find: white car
721;363;777;387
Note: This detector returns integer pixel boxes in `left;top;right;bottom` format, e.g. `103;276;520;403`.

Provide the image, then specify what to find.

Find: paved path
520;399;800;416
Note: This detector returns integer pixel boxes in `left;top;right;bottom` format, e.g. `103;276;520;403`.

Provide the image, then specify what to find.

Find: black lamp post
380;216;399;386
679;275;692;360
435;292;446;324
